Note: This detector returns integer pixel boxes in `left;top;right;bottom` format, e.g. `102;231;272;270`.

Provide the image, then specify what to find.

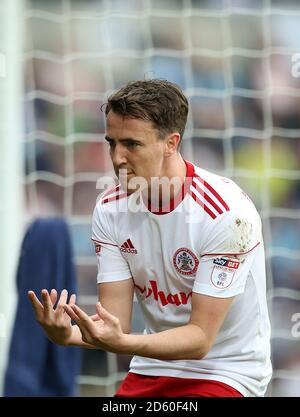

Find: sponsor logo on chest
134;280;192;307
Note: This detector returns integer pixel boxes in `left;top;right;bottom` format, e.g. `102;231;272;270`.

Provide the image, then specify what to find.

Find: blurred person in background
28;79;272;397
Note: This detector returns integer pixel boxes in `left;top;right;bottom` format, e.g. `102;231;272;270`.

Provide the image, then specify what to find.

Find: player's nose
111;143;127;167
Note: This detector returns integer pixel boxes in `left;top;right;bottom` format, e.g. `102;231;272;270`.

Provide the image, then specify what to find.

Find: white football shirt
92;160;272;397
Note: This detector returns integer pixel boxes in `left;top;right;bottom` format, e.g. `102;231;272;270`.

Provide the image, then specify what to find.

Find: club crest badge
173;248;199;276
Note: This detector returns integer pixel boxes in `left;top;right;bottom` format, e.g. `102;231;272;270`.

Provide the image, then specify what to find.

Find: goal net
10;0;300;396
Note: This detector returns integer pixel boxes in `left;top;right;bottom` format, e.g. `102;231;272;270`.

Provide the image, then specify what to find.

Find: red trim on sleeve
91;238;119;248
201;241;261;257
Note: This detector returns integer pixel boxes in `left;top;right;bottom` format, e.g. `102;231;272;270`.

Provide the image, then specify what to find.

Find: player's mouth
118;168;134;177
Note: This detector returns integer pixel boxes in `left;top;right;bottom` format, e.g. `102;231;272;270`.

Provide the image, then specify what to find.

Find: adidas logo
120;239;138;254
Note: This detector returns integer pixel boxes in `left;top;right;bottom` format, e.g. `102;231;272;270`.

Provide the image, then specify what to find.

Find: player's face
105;111;167;191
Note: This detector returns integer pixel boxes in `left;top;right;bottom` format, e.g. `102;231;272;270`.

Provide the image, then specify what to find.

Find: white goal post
0;0;25;395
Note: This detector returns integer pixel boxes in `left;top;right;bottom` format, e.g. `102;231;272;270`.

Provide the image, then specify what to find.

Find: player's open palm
28;288;76;346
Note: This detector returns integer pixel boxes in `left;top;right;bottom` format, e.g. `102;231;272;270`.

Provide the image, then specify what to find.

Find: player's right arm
28;279;134;348
28;195;134;348
89;194;135;335
49;195;134;347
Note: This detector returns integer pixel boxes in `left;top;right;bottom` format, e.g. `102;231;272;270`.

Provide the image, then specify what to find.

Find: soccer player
28;79;272;397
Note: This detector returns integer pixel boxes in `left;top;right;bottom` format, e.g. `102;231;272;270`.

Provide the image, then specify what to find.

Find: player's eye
125;141;139;149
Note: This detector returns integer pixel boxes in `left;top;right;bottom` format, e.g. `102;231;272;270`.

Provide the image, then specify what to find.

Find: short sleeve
92;204;132;284
193;211;262;298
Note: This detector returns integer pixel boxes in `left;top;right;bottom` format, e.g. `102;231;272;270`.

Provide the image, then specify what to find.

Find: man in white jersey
28;79;272;397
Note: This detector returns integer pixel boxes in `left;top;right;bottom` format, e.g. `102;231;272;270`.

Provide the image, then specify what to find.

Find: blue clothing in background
4;218;81;397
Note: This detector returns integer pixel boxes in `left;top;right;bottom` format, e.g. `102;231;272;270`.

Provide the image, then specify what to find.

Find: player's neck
161;153;186;179
146;154;187;207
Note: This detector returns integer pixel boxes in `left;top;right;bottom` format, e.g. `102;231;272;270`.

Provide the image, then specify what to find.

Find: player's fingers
41;289;54;314
69;293;76;305
55;289;69;315
96;302;118;324
90;313;104;329
70;304;96;333
28;291;44;318
70;304;91;323
63;305;92;340
90;314;101;322
57;289;68;306
63;304;79;322
50;289;58;306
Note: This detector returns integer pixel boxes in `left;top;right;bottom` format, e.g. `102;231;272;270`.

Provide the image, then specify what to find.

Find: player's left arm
120;292;234;360
63;292;234;360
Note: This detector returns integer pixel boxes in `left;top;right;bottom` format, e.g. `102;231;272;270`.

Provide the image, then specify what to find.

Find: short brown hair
104;79;188;142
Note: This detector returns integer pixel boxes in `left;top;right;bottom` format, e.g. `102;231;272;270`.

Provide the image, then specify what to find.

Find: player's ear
164;133;181;156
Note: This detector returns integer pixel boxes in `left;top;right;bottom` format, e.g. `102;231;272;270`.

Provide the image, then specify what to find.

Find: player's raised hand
28;288;76;345
63;302;124;353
